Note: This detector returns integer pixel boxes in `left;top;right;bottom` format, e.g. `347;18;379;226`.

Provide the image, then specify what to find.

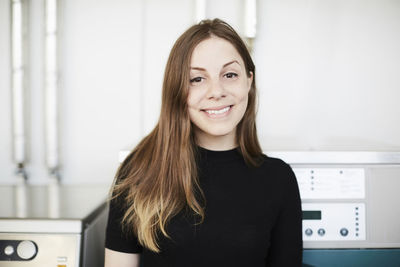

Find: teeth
205;106;230;115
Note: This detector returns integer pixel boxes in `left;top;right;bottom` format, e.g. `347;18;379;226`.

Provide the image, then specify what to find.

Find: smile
201;105;233;117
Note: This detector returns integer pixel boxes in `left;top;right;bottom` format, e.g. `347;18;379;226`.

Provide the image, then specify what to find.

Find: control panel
0;233;80;266
0;240;38;261
302;203;366;241
292;168;367;242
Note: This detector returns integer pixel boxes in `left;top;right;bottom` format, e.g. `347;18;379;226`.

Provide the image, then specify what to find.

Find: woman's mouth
201;105;233;118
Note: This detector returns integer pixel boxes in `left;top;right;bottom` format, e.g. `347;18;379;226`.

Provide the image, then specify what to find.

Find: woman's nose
206;79;226;100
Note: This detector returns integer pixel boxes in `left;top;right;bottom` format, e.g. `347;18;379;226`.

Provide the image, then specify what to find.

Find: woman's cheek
187;88;205;107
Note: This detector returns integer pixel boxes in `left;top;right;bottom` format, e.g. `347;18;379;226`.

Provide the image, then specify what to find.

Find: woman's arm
104;248;140;267
105;190;143;264
265;163;303;266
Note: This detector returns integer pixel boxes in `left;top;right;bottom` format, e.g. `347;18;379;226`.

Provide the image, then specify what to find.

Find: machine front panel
0;233;80;267
302;203;366;241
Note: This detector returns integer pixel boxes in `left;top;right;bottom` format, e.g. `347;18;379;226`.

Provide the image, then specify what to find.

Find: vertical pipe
243;0;257;52
244;0;257;39
15;177;27;217
194;0;206;23
11;0;28;217
44;0;59;175
48;175;60;218
11;0;26;168
206;0;243;33
45;0;60;217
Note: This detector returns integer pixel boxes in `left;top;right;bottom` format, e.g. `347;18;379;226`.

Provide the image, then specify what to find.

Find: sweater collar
196;146;242;162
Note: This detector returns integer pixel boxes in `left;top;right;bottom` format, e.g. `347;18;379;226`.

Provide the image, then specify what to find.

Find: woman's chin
197;126;236;139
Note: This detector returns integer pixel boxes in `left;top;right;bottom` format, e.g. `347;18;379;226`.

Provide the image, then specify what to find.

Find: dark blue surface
302;249;400;267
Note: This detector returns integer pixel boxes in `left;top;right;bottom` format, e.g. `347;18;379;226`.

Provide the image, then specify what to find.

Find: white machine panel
302;203;366;241
293;168;365;199
0;185;108;266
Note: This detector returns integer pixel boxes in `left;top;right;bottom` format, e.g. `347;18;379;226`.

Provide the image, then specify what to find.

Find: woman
105;19;302;267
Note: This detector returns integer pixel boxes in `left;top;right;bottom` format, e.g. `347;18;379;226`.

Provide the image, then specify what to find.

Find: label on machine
293;168;365;199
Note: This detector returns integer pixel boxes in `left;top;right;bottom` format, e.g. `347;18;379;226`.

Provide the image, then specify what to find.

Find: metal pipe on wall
44;0;59;177
11;0;27;171
243;0;257;52
194;0;206;23
11;0;28;217
45;0;60;218
194;0;257;52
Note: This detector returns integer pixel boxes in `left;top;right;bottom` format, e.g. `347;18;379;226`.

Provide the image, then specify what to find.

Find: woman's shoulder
257;154;297;184
260;154;291;169
255;155;301;204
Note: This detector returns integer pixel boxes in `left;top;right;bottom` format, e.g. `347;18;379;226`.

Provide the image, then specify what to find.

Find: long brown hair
112;18;262;252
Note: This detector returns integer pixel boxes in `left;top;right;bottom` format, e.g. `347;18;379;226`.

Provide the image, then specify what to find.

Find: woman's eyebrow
222;60;240;68
190;66;206;71
190;60;240;71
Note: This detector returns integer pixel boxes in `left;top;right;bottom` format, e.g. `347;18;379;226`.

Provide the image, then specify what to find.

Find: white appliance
0;184;109;267
268;151;400;266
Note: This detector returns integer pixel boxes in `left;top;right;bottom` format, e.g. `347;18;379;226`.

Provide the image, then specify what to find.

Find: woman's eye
224;72;238;79
190;77;203;83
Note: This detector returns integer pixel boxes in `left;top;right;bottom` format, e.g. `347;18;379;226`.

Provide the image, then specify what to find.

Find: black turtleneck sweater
105;147;303;267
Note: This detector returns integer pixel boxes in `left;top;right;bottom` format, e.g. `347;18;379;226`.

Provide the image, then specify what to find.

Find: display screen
302;210;322;220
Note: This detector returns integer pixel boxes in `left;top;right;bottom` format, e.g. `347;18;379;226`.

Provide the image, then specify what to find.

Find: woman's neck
194;129;237;151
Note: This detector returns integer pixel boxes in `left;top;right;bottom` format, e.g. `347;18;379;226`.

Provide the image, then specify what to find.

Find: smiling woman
188;37;253;150
105;18;302;267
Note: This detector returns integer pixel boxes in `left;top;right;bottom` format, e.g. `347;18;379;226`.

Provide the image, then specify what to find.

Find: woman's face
187;36;253;150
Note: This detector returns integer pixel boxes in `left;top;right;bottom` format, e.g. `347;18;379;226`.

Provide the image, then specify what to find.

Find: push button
4;245;14;256
305;228;313;236
340;228;349;237
317;228;326;236
17;240;37;260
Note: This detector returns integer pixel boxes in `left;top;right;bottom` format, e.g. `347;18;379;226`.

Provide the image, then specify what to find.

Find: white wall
0;0;399;185
59;0;145;184
254;0;400;151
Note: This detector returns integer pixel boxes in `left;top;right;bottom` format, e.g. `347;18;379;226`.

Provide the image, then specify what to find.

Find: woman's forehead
190;36;244;69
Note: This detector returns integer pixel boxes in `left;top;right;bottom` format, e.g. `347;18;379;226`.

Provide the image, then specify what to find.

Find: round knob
318;228;326;236
305;228;313;236
340;228;349;237
4;245;14;256
17;240;37;260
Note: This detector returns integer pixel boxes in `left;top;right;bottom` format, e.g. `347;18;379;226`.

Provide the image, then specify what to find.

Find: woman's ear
247;71;254;91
